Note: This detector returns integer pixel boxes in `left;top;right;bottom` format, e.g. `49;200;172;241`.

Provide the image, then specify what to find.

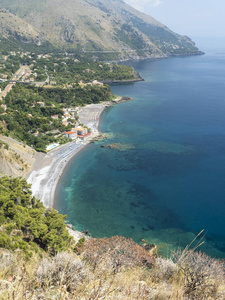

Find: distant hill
0;0;202;59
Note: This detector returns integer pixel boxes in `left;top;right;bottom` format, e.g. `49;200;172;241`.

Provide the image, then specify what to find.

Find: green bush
0;176;73;255
0;232;11;248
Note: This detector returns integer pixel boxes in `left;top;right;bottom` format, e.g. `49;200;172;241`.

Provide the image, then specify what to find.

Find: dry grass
36;252;89;294
0;250;40;300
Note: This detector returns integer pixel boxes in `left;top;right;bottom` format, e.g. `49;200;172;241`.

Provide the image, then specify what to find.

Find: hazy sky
124;0;225;38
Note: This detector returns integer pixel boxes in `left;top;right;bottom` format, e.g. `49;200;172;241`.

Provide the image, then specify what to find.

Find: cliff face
0;0;201;59
0;135;35;178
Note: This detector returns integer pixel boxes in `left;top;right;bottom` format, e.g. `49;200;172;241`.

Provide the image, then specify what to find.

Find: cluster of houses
50;108;91;140
62;108;76;126
9;51;32;58
21;68;36;83
50;107;77;125
64;127;91;141
2;52;48;83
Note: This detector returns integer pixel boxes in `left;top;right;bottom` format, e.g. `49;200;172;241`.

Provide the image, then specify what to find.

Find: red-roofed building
64;131;77;139
51;114;58;120
77;132;91;140
64;113;71;119
74;127;88;136
1;104;7;111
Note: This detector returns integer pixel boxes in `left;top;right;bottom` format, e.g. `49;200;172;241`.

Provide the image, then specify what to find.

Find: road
0;65;29;100
34;73;50;87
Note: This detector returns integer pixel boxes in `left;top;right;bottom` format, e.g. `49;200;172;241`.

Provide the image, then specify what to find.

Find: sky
123;0;225;38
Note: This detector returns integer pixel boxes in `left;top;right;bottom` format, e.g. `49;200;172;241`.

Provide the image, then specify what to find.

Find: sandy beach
27;102;112;207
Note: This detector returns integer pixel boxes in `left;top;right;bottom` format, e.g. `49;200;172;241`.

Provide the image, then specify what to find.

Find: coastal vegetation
28;55;136;84
0;52;135;84
0;176;224;299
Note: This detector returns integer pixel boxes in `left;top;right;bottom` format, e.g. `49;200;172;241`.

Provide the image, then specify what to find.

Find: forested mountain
0;0;201;59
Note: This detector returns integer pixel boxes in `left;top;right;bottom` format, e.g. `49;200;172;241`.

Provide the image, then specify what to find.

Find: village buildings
51;114;59;120
64;127;90;141
64;131;77;140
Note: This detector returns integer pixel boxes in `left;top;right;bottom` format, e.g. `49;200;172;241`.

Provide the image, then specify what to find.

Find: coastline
102;71;144;84
27;97;130;209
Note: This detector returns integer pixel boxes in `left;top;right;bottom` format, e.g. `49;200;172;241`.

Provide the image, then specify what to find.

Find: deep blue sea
55;37;225;258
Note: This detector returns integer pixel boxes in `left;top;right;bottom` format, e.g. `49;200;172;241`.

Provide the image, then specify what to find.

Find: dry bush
80;236;155;273
112;267;154;299
151;257;177;283
0;250;18;278
172;248;225;299
0;251;40;300
36;252;89;293
81;266;155;300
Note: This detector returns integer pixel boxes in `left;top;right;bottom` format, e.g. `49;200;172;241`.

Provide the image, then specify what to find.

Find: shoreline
27;97;130;209
102;71;144;84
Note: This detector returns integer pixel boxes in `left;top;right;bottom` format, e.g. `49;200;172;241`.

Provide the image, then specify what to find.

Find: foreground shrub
151;257;177;283
36;252;88;293
80;236;155;273
172;248;225;299
0;251;18;278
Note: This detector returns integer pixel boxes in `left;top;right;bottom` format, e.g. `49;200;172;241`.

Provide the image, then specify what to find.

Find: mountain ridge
0;0;202;59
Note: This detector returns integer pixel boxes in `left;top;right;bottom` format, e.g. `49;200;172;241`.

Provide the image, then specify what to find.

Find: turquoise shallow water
55;38;225;257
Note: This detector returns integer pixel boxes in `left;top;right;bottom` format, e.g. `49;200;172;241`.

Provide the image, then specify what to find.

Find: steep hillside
0;0;201;59
0;10;40;44
0;134;35;178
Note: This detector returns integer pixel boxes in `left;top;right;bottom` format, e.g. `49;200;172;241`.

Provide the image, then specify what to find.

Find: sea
55;37;225;258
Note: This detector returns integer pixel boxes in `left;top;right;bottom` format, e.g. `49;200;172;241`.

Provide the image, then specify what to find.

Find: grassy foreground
0;240;225;299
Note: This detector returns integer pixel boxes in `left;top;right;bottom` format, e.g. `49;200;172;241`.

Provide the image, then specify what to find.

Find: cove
55;38;225;258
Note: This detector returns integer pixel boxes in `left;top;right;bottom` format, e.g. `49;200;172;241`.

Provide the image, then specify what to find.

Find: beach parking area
77;103;109;132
